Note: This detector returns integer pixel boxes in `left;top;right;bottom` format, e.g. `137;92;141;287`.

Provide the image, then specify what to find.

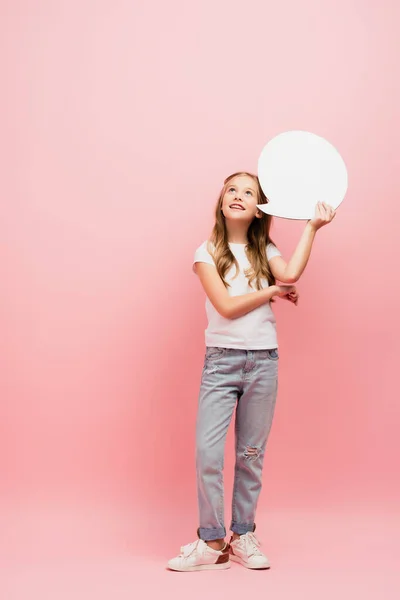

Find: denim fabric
196;347;279;541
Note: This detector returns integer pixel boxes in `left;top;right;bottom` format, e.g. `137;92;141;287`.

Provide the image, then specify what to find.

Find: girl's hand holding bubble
308;202;336;231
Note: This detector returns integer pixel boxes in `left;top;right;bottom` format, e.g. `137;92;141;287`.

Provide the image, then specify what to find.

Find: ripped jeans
196;347;279;541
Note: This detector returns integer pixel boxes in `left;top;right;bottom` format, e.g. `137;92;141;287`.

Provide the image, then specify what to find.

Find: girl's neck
228;239;247;245
226;224;249;245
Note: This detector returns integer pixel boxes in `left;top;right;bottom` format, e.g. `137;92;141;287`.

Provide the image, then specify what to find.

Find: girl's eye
227;187;253;195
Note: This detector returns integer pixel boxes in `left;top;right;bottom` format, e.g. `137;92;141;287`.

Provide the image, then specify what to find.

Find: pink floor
2;502;399;599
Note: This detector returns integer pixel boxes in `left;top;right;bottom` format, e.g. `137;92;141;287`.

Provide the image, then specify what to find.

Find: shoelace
240;532;263;557
179;539;206;558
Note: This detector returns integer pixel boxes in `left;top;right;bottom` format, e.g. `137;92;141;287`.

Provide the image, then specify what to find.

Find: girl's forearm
224;286;277;320
284;222;317;282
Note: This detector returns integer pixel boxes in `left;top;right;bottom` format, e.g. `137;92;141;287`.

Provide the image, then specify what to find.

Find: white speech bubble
257;131;348;220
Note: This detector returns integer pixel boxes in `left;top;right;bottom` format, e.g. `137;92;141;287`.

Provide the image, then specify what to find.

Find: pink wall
1;0;399;547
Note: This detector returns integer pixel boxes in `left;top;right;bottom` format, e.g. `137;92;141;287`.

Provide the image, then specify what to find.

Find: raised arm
269;202;336;283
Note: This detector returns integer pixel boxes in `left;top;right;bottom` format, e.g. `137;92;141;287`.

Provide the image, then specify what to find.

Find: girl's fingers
323;202;334;222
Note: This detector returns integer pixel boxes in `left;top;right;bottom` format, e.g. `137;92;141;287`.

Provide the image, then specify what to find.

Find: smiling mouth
229;204;245;211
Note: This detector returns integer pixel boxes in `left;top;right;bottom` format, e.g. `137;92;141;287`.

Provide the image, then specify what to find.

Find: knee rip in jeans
244;446;259;461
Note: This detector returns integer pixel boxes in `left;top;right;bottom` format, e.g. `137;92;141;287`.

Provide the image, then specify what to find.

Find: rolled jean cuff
198;526;226;541
230;521;256;535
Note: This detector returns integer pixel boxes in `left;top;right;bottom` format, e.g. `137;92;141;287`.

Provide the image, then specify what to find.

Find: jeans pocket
259;348;279;361
205;347;225;360
268;349;279;360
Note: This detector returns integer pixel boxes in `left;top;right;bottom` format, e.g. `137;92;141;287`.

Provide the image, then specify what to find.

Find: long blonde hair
207;172;275;290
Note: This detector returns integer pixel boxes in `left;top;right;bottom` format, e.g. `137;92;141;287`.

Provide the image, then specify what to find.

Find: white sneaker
229;532;270;569
167;539;231;572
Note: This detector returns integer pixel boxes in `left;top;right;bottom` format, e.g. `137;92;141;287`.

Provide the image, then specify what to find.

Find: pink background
1;1;399;597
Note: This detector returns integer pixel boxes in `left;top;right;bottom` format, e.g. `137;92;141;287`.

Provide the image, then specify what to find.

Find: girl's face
221;175;262;222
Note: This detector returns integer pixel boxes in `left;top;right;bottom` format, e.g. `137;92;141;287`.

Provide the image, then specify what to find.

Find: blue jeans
196;347;279;541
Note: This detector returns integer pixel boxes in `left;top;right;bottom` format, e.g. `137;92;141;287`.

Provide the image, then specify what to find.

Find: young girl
167;172;335;572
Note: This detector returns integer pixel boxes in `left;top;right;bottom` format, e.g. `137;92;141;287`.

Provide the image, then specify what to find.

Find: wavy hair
207;172;275;290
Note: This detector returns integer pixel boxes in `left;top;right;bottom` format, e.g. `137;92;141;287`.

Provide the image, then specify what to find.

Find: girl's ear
255;209;263;219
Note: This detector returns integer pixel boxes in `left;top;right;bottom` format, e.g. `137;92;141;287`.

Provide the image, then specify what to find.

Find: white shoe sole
167;561;231;572
230;554;270;570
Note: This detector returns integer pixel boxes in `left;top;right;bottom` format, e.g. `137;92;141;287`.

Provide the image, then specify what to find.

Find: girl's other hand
286;289;299;306
274;285;299;305
309;202;336;231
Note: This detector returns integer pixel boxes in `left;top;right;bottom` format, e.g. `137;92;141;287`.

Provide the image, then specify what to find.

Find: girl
167;172;335;572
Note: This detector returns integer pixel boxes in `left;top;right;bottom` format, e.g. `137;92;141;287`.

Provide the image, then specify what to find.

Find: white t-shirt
193;240;282;350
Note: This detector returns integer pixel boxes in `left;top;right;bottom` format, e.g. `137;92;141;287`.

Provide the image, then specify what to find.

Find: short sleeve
267;242;281;261
193;241;216;272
